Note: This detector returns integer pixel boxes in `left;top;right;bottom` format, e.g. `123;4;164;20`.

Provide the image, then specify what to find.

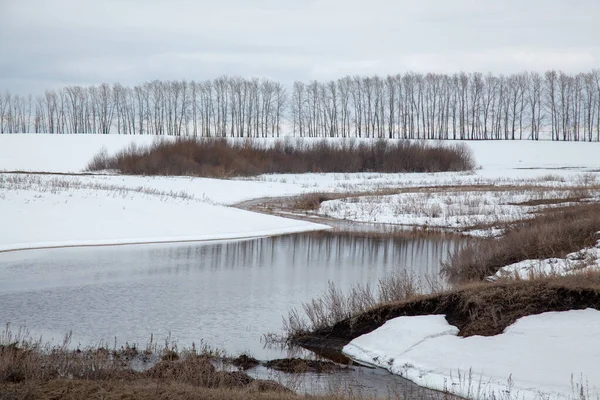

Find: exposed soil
236;195;461;238
264;358;349;373
231;354;260;370
292;275;600;354
508;196;585;206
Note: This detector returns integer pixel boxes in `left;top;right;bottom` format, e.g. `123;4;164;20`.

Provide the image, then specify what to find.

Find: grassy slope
442;203;600;283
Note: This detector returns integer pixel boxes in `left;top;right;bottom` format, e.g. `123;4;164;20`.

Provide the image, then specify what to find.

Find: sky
1;0;599;94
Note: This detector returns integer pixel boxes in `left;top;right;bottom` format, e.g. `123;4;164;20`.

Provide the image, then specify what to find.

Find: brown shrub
441;203;600;284
294;193;329;210
86;138;475;177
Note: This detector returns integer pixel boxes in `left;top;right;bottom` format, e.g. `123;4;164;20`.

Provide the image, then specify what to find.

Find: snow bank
343;310;600;400
0;186;329;253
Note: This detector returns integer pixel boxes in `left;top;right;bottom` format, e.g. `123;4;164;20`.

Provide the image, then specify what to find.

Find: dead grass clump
294;193;329;210
145;356;259;389
441;203;600;283
284;270;440;337
86;138;476;177
0;329;132;384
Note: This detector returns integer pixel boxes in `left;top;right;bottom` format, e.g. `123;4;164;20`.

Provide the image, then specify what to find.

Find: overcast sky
1;0;599;94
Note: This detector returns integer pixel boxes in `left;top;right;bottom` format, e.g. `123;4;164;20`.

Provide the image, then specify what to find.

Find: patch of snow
318;188;600;233
490;237;600;281
343;310;600;400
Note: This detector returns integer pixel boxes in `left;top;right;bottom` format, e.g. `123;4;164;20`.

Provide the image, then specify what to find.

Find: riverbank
291;273;600;399
286;204;600;399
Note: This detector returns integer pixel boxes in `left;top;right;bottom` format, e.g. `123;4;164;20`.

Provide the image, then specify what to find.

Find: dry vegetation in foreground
288;272;600;349
0;327;338;400
86;138;475;177
441;203;600;283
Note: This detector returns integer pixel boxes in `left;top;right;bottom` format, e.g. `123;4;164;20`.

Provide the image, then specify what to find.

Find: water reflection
0;232;463;359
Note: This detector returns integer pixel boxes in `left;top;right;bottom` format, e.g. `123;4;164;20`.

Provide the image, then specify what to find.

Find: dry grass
0;379;305;400
294;192;330;210
86;138;476;177
0;326;296;399
284;270;444;337
441;203;600;283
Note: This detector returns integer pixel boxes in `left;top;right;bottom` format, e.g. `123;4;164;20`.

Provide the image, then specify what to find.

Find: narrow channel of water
0;232;463;361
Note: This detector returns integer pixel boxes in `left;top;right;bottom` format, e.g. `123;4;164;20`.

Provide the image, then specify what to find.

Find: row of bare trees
0;78;287;138
1;70;599;141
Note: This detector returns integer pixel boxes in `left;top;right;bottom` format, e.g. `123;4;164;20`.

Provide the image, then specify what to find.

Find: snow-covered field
0;173;330;252
2;134;600;174
318;184;600;234
343;310;600;400
1;134;600;248
0;134;592;251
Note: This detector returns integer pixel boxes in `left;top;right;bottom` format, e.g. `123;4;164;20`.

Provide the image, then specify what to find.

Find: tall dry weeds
441;203;600;283
86;138;475;177
284;270;443;337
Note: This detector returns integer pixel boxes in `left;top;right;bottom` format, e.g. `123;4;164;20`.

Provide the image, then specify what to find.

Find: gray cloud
1;0;598;94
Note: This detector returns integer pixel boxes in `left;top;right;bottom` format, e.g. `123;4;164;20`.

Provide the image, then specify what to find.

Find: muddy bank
236;194;462;238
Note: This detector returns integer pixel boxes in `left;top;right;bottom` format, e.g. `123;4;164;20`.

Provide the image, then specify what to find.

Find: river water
0;232;462;361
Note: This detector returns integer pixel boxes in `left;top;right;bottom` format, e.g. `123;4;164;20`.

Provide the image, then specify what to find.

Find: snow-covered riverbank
343;309;600;400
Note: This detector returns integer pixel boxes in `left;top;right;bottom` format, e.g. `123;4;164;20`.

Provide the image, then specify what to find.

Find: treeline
1;70;599;141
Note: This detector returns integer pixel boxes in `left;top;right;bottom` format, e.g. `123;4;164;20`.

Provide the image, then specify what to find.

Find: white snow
343;310;600;400
0;134;163;173
0;181;329;253
489;237;600;281
318;188;600;233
